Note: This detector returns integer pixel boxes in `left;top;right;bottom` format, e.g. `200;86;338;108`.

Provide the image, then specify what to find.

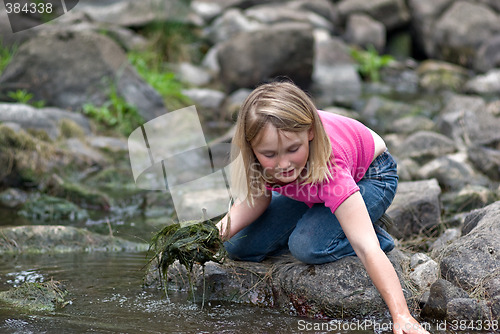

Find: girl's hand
392;314;429;334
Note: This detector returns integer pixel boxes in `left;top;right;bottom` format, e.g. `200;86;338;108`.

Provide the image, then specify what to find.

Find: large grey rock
149;250;411;319
395;131;456;163
0;30;166;121
217;23;314;91
467;145;500;181
0;103;91;140
437;94;500;148
345;14;386;52
421;279;469;319
474;35;500;72
386;179;442;239
72;0;190;27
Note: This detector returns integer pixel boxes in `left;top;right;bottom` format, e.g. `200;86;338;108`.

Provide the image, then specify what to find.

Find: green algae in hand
149;219;226;288
0;280;68;312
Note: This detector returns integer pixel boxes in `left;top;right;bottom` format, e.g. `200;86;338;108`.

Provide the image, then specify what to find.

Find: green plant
0;39;16;75
7;90;45;108
128;51;192;110
83;88;144;136
350;45;394;82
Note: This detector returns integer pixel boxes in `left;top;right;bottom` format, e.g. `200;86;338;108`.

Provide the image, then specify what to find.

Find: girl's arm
217;190;271;240
335;191;429;334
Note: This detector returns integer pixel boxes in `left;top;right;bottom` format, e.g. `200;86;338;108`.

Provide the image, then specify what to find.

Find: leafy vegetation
83;87;144;136
350;45;394;82
0;39;16;75
7;90;46;108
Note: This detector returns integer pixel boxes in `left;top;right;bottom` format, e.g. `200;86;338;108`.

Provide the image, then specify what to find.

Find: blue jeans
224;151;398;264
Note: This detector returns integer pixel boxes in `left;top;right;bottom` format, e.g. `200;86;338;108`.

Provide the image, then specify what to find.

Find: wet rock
421;279;469;319
0;103;91;140
0;225;148;254
386;179;441;239
0;30;166;121
217;22;314;91
148;250;411;319
0;280;68;312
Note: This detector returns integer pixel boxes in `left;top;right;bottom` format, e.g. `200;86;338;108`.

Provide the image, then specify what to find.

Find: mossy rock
0;280;68;312
43;174;111;211
18;194;88;223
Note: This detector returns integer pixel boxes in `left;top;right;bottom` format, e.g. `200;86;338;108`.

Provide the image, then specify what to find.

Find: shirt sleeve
319;168;360;214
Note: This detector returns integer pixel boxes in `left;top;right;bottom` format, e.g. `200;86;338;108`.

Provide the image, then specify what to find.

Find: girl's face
251;123;314;185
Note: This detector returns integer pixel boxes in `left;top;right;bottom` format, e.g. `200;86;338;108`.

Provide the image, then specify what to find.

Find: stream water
0;212;375;334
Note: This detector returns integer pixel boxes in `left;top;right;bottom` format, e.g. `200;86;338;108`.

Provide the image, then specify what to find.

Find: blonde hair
229;80;333;205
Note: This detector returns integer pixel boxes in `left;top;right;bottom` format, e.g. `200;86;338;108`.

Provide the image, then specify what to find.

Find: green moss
58;119;85;139
0;125;38;151
18;194;88;222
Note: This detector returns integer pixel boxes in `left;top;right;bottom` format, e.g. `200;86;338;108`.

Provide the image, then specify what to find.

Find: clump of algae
148;219;226;303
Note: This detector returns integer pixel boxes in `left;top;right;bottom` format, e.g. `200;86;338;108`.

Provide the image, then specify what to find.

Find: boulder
386;179;442;239
344;14;386;52
0;30;166;121
0;103;91;140
217;23;314;91
465;69;500;95
433;1;500;67
337;0;410;31
437;94;500;148
420;279;469;319
395;131;456;164
147;249;412;319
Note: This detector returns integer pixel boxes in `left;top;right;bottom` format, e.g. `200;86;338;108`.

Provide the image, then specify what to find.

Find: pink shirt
265;110;375;213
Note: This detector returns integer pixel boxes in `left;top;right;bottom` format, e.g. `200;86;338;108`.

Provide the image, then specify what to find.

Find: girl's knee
288;232;319;264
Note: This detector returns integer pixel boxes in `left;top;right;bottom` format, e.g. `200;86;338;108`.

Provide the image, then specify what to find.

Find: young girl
217;81;428;334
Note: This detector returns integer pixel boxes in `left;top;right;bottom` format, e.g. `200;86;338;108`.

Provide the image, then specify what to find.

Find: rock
337;0;410;31
395;131;456;163
409;257;439;291
439;202;500;312
416;60;469;92
421;279;469;319
0;280;68;312
437;94;500;148
0;30;167;121
386;179;442;239
418;153;489;191
18;194;89;223
204;8;264;44
467;145;500;181
429;228;461;257
474;35;500;72
465;69;500;95
217;22;314;91
433;1;500;67
0;188;29;209
410;253;432;269
441;185;497;215
181;88;226;113
0;103;91;140
174;62;213;87
311;31;361;107
407;0;453;58
391;116;436;135
446;298;491;321
345;14;386;52
72;0;190;27
0;225;148;254
148;250;411;319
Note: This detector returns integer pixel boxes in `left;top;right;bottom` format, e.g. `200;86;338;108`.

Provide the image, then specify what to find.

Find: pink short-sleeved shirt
265;110;375;213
